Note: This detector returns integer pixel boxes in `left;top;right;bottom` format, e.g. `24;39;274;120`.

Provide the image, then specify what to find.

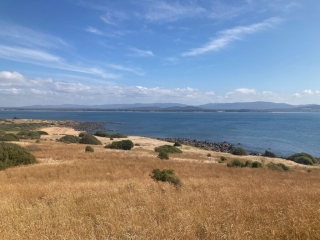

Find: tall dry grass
0;141;319;239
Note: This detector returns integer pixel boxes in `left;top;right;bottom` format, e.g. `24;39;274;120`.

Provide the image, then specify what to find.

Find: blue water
1;111;319;157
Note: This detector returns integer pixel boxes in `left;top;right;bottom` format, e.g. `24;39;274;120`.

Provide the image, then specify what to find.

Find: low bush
37;131;48;135
58;135;80;143
220;156;227;161
232;147;248;156
174;142;182;147
105;140;134;150
85;146;94;152
17;131;41;139
264;150;277;158
252;161;263;168
287;152;317;165
0;133;20;141
95;131;127;138
227;159;245;167
79;134;102;145
0;143;36;170
158;151;169;160
244;160;253;167
79;132;87;137
155;145;182;154
207;153;212;157
150;169;181;187
267;162;289;171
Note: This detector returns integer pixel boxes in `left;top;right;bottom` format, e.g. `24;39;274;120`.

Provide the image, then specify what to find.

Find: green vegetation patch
155;145;182;154
227;159;263;169
79;134;102;145
287;152;318;165
17;131;41;139
267;162;289;171
150;169;181;187
0;133;20;142
232;147;248;156
0;143;36;170
85;146;94;152
264;150;277;158
105;140;134;150
95;131;127;138
158;151;169;160
58;135;80;143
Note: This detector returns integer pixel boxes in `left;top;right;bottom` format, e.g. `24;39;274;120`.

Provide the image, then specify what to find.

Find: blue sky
0;0;319;106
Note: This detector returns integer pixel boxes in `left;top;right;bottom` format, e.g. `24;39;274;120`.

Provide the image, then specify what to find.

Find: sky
0;0;319;107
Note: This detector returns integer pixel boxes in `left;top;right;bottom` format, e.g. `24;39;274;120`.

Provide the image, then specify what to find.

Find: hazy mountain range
2;101;318;112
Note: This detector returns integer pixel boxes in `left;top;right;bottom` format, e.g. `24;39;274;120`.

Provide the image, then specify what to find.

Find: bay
1;110;319;157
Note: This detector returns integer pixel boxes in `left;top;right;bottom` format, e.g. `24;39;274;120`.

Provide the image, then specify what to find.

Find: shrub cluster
227;159;263;168
17;131;41;139
58;135;80;143
232;147;248;156
267;162;289;171
173;142;182;147
0;133;20;141
155;145;182;154
264;150;277;158
150;169;181;187
0;143;36;170
85;146;94;152
58;134;101;145
95;131;127;138
287;152;318;165
158;151;169;160
105;140;134;150
79;134;102;145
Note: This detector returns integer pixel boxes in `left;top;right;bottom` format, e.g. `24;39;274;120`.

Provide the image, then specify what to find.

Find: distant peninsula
1;101;320;112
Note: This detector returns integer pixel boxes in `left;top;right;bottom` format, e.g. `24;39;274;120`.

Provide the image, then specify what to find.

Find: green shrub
174;142;182;147
155;145;182;154
252;161;263;168
150;169;181;187
79;134;102;145
227;159;245;167
287;152;317;165
58;135;80;143
85;146;94;152
267;162;289;171
0;130;5;136
220;156;227;161
207;153;212;157
245;160;253;167
37;131;48;135
95;131;127;138
105;140;134;150
0;143;36;170
232;148;248;156
264;150;277;158
79;132;86;137
0;133;20;141
134;143;141;146
17;131;40;139
158;151;169;160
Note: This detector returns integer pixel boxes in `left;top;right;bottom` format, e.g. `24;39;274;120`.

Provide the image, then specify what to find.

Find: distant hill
7;101;319;112
199;101;296;110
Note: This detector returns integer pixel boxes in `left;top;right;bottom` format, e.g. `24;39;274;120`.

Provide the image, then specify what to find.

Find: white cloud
107;64;145;76
144;1;205;22
85;26;104;35
0;45;61;62
0;21;67;49
129;47;154;57
182;17;282;56
100;11;128;25
0;71;52;87
302;89;313;95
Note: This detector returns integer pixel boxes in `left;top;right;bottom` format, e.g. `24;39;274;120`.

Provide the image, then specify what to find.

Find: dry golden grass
1;129;320;239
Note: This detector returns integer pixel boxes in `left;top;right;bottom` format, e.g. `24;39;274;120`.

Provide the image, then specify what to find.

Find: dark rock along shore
158;137;234;153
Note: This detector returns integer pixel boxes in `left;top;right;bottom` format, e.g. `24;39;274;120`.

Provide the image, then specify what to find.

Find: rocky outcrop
158;137;234;153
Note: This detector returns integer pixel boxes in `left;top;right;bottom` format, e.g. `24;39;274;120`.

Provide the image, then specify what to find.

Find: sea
1;110;319;157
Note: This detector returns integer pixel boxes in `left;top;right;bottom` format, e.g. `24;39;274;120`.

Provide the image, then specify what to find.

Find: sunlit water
1;111;319;157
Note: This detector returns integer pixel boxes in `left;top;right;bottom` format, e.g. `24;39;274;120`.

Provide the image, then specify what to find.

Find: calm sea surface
1;111;319;157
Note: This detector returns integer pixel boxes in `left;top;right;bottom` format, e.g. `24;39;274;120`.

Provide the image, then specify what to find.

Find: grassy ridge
0;141;319;239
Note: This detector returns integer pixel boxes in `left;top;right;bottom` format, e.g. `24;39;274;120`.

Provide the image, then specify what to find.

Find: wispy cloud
129;47;154;57
0;71;52;87
85;26;104;35
182;17;282;56
100;11;128;25
0;21;67;49
107;64;145;76
143;1;205;22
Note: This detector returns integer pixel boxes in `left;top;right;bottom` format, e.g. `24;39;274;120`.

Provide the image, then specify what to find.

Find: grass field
0;125;320;239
